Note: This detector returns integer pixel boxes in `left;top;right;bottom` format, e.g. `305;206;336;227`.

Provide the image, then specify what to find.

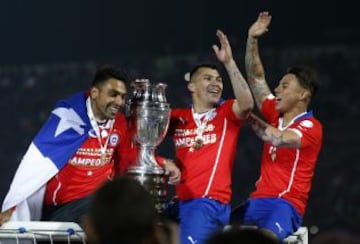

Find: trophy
125;79;171;213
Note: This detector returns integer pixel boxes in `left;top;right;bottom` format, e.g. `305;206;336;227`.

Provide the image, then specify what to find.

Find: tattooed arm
245;12;273;110
213;29;254;119
248;113;301;148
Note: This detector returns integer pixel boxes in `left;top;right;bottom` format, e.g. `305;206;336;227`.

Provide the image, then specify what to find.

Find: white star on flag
52;107;86;137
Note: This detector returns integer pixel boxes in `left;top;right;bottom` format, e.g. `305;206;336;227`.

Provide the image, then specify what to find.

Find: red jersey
169;100;244;204
251;96;323;215
44;113;132;206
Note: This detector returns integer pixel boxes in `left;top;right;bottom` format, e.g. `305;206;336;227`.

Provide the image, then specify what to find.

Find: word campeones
69;148;114;166
174;124;216;147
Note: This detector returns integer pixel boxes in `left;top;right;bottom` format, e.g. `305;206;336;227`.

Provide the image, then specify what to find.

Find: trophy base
125;166;169;214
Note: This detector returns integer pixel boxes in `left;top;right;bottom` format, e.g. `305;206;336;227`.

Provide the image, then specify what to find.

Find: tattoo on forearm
245;38;264;79
245;37;271;105
267;133;284;147
229;68;250;91
254;126;266;138
249;115;284;146
249;116;267;138
252;82;269;100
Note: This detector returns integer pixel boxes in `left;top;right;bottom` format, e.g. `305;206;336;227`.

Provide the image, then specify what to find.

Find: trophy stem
126;146;169;213
138;146;163;173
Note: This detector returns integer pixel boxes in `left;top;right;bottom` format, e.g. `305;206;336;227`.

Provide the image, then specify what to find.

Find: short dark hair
189;63;219;81
92;65;129;88
89;177;157;244
287;65;320;98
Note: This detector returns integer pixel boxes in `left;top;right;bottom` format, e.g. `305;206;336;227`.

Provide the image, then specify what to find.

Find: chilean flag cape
2;92;92;221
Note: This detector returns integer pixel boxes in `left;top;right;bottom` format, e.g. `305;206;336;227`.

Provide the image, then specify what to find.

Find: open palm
213;29;233;64
249;12;272;38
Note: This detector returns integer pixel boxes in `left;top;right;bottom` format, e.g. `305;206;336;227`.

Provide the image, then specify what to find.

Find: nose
274;85;280;94
115;95;125;107
210;78;222;87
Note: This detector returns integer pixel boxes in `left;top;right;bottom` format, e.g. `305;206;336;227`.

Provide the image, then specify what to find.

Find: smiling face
274;73;310;113
188;67;223;110
90;78;127;120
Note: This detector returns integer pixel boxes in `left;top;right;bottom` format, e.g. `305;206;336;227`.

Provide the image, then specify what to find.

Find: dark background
0;0;358;65
0;0;359;241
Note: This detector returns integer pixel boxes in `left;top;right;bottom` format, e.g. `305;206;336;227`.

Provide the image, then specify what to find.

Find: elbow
249;100;255;111
243;100;254;115
234;98;254;118
242;106;253;118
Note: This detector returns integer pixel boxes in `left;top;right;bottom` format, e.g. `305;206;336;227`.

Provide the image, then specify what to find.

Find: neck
90;99;106;122
192;102;214;114
282;106;307;126
193;106;213;114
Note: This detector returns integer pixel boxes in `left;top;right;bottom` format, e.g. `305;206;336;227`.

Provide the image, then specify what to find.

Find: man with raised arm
231;12;323;242
168;30;254;244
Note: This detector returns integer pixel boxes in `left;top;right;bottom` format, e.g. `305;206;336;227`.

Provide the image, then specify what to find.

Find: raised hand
248;11;272;38
212;29;233;65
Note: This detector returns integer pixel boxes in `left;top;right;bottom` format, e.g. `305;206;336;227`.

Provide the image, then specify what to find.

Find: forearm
224;59;254;116
245;36;271;108
255;125;284;147
249;113;301;148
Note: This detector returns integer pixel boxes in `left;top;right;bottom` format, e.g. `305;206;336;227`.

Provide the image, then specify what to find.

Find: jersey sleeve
290;119;323;148
220;99;245;126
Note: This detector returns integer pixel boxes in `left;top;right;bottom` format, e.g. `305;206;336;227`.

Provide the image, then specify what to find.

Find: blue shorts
230;198;302;241
179;198;230;244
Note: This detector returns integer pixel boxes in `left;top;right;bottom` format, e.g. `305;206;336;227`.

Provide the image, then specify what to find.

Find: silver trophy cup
125;79;171;213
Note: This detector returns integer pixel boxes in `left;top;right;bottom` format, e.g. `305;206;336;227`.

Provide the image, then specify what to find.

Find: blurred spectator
83;176;179;244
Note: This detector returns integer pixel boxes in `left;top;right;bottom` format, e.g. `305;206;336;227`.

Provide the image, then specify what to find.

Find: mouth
207;87;221;96
108;105;120;114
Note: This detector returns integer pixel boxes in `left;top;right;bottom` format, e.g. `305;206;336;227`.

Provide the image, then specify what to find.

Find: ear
299;89;311;101
187;82;196;93
90;87;99;99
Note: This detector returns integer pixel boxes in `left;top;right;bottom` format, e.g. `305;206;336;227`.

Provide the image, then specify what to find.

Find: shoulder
292;117;323;143
296;117;322;131
115;112;127;121
214;99;234;112
217;99;246;124
171;107;191;117
114;113;128;126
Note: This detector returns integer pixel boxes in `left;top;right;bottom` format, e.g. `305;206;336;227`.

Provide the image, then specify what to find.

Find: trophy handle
132;79;151;101
152;83;167;103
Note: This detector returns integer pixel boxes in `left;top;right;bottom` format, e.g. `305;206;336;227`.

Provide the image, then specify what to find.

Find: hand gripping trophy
125;79;171;213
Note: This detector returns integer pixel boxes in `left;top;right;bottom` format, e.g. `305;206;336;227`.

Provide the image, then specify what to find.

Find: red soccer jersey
44;113;132;206
251;96;323;215
169;100;244;204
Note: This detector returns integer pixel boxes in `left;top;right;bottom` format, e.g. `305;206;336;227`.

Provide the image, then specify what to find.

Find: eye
109;91;117;97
